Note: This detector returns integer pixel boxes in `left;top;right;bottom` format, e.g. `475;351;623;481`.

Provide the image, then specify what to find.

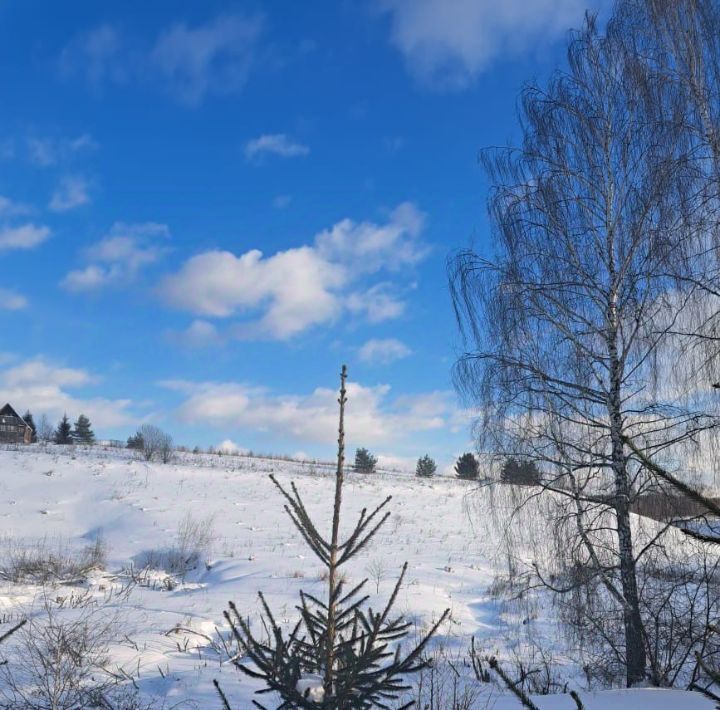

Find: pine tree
215;366;449;709
72;414;95;445
455;452;479;480
127;432;144;450
354;447;377;474
22;411;37;444
415;454;437;478
53;414;73;445
500;458;541;486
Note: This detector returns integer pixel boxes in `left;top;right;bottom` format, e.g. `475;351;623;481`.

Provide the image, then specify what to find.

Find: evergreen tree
53;414;73;445
455;452;480;480
354;447;377;474
127;432;144;450
500;458;541;486
215;366;449;708
415;454;437;478
22;411;37;444
72;414;95;445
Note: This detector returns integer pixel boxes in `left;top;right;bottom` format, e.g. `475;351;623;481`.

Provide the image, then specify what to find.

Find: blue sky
0;0;604;465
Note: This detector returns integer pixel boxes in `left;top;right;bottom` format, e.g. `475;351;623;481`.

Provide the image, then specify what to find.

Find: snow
0;443;711;708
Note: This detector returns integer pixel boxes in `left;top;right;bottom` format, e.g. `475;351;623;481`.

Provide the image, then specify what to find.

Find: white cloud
358;338;411;364
380;0;603;89
217;439;248;454
162;378;451;448
0;224;51;252
166;320;223;348
0;288;28;311
151;14;263;106
0;358;134;428
62;222;170;292
159;203;426;339
347;284;406;322
245;134;310;161
49;176;91;212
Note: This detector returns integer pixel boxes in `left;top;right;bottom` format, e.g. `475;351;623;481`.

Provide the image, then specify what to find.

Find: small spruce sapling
216;365;450;709
455;452;479;480
53;414;73;445
72;414;95;445
415;454;437;478
354;447;377;474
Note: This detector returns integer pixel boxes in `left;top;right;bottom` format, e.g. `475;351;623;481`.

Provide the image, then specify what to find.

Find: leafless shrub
135;512;214;578
0;536;106;584
0;598;136;709
137;424;174;464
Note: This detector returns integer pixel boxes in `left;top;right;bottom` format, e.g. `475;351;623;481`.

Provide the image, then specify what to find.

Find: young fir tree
127;432;144;450
53;414;73;445
22;411;37;443
499;458;541;486
353;447;377;474
415;454;437;478
454;452;479;480
72;414;95;445
215;366;449;709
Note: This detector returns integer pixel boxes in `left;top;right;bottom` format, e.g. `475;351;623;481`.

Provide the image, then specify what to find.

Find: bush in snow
136;424;174;463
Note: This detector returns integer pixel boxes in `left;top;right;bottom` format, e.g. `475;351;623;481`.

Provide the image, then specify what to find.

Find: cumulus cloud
62;222;170;292
166;320;223;348
0;224;51;252
245;134;310;161
49;176;91;212
0;288;28;311
358;338;411;364
217;439;248;454
159;203;426;339
379;0;604;89
346;284;406;322
61;15;263;106
0;357;135;428
162;378;452;448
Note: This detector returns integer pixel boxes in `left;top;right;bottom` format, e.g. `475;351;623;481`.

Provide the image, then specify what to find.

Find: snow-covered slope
0;444;712;708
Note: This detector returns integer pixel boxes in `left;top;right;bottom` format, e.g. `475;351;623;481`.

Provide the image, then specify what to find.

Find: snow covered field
0;444;712;708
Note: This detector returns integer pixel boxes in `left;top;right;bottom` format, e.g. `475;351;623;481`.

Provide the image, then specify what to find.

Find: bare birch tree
450;11;717;686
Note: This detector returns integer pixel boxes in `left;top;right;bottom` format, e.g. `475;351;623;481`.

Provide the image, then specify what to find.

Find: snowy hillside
0;444;712;708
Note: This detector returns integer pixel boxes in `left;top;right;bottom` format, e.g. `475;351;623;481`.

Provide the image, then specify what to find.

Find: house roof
0;403;27;425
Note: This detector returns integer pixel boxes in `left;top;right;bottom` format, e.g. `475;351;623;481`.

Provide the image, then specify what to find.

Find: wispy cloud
245;133;309;162
60;14;264;106
0;224;51;252
62;222;170;292
159;203;427;340
27;133;96;167
49;175;91;212
0;288;28;311
358;338;412;364
379;0;605;89
0;196;30;217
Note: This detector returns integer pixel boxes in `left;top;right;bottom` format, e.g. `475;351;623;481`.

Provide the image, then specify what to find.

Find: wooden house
0;404;32;444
